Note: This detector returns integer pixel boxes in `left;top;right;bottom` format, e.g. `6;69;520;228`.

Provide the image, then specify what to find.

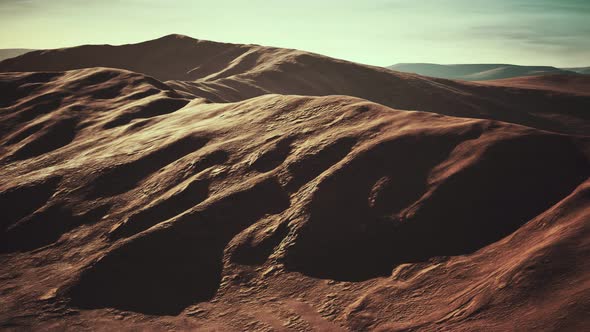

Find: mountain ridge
2;34;588;136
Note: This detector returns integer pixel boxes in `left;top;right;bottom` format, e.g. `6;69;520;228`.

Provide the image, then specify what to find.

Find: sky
0;0;589;67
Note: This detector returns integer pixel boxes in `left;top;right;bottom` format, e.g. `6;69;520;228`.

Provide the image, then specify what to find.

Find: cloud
469;24;590;61
512;0;590;14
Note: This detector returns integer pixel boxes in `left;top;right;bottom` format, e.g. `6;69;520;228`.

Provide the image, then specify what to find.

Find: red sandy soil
476;74;590;96
0;36;589;331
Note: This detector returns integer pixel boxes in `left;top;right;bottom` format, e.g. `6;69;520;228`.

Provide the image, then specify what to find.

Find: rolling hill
1;34;589;135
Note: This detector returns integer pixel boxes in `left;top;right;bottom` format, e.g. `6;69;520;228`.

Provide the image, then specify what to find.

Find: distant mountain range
388;63;589;81
564;67;590;75
0;49;36;62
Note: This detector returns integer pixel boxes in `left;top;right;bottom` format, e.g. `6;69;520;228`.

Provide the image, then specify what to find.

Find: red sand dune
0;37;589;330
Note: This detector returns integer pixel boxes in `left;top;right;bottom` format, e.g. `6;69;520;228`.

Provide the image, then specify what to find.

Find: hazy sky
1;0;589;67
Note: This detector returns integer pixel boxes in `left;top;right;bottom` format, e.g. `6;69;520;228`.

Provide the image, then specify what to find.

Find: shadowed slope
0;68;186;162
344;179;590;331
282;126;588;280
69;178;290;315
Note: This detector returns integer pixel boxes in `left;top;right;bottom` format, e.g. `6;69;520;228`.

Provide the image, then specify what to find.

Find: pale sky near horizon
0;0;589;67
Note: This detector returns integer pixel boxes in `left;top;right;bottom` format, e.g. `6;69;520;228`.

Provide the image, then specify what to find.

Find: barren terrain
0;35;589;331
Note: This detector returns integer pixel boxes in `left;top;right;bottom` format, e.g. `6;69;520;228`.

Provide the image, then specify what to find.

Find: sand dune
1;35;589;135
0;64;589;330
